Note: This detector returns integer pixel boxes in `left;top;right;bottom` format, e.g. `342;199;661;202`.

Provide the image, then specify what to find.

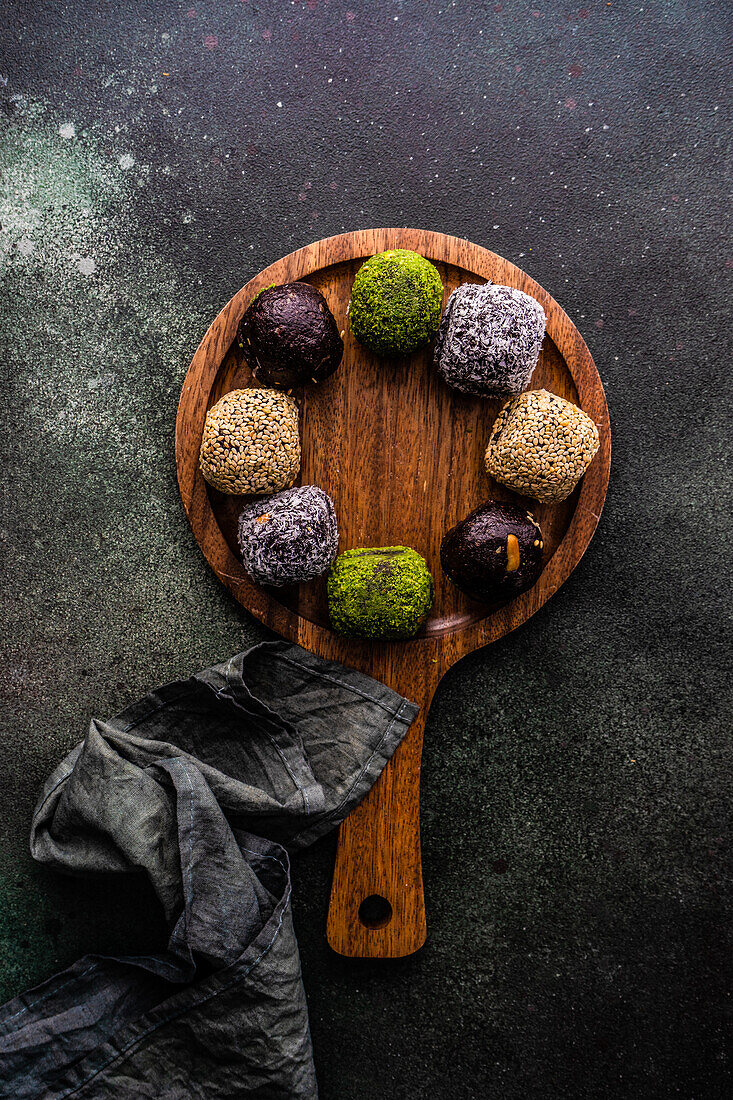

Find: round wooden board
176;228;611;958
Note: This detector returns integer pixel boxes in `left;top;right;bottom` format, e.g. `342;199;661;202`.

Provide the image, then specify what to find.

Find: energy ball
238;485;338;587
485;389;600;503
238;282;344;389
434;282;546;397
199;388;300;496
327;546;434;640
349;249;443;356
441;501;543;604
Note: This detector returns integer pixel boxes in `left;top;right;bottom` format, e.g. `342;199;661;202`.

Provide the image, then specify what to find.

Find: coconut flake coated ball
434;282;546;397
237;485;338;586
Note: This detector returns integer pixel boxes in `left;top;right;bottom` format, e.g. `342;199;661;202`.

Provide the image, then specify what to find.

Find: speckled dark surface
1;2;731;1097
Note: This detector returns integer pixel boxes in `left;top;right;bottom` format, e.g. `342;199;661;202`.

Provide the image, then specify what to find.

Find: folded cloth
0;641;418;1099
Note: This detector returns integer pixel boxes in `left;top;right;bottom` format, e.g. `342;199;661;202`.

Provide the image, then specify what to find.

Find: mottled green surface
328;547;434;639
1;1;731;1097
349;249;443;354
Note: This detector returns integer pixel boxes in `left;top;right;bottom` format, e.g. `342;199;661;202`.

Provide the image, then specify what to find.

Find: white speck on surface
118;154;135;170
276;101;283;108
58;122;76;139
1;93;207;470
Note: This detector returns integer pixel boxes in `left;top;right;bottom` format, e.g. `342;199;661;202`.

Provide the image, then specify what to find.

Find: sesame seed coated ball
485;389;600;503
199;388;300;496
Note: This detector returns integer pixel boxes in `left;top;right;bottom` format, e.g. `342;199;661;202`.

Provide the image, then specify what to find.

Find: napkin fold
0;641;418;1099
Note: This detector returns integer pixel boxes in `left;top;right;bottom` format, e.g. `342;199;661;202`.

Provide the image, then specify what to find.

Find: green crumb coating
251;282;276;304
327;546;435;640
349;249;444;356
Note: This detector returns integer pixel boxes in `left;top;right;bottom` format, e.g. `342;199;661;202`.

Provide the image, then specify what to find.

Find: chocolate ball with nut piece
440;500;543;603
238;282;344;389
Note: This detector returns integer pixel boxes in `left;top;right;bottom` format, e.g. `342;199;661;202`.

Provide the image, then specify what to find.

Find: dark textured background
1;2;731;1097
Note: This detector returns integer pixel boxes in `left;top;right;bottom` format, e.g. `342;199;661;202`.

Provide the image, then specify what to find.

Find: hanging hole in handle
358;894;393;929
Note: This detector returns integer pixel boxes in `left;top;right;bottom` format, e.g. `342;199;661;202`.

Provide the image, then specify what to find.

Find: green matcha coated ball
327;546;435;640
349;249;444;356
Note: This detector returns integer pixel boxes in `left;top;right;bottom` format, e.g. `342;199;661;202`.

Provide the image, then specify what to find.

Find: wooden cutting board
175;228;611;958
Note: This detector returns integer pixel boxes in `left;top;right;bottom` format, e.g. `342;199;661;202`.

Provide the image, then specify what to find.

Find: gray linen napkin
0;641;418;1099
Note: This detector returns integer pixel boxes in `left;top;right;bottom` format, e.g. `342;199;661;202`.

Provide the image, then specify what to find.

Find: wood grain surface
175;228;611;958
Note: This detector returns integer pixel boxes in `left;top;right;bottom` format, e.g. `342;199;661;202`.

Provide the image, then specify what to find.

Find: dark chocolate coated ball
238;282;344;389
440;500;543;603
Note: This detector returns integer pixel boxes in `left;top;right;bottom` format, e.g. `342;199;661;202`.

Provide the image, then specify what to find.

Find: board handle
326;707;428;958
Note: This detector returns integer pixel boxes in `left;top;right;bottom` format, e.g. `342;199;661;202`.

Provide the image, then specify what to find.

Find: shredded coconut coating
199;388;300;496
238;485;338;586
434;282;546;397
485;389;600;502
